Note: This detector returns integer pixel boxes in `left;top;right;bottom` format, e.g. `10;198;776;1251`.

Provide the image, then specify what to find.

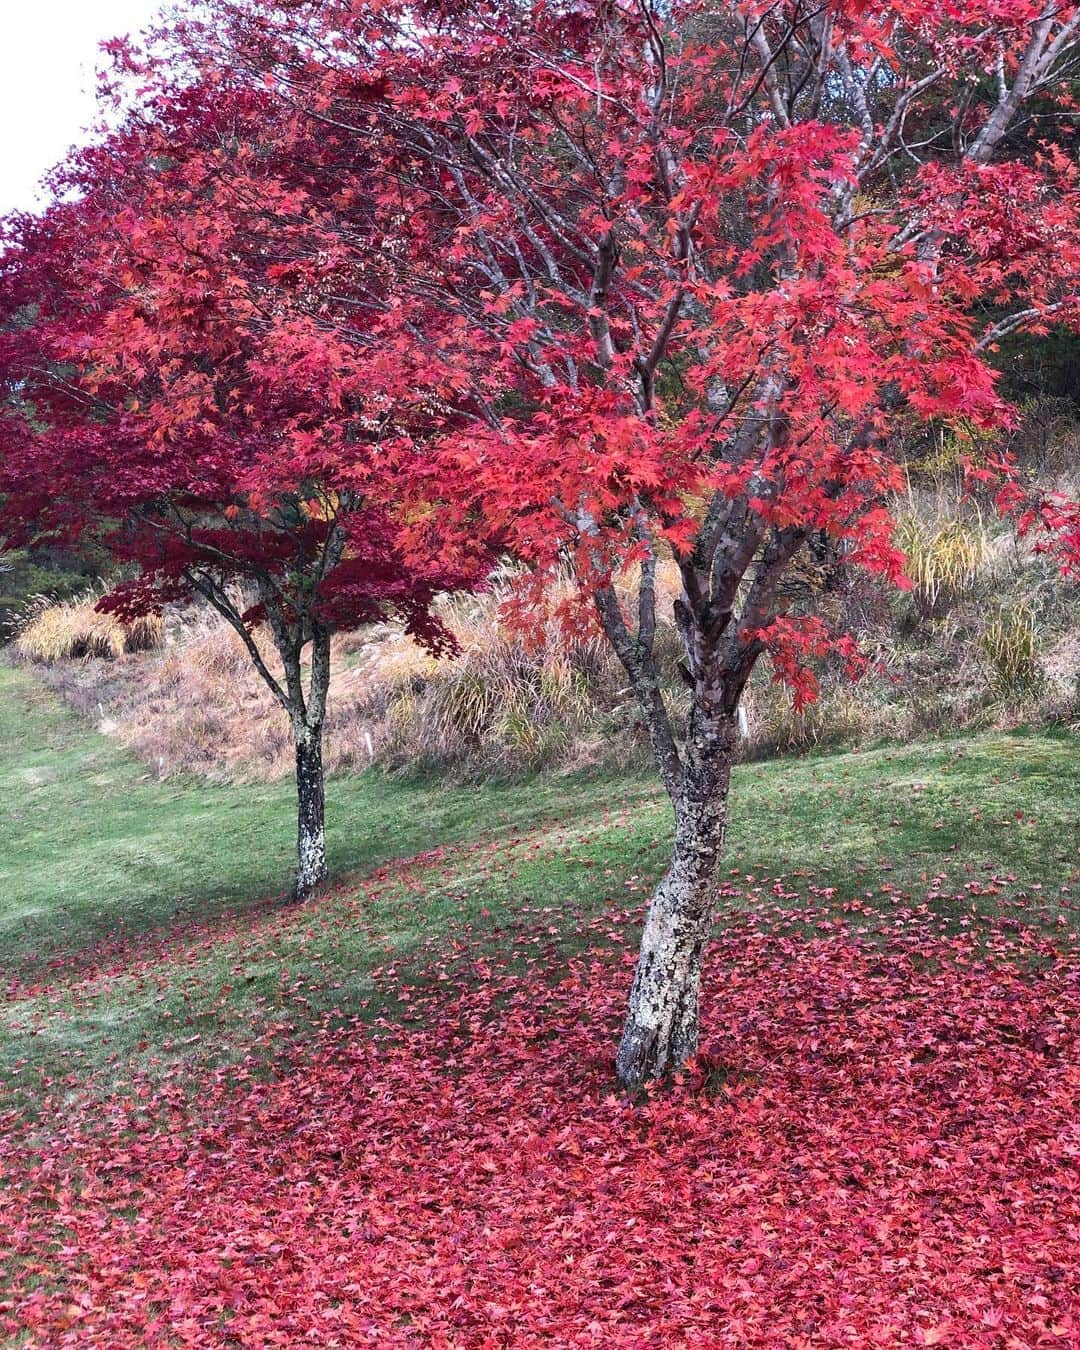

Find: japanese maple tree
6;0;1078;1084
0;74;481;899
211;0;1080;1087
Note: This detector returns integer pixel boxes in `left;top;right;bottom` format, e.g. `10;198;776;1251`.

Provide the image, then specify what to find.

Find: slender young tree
210;0;1080;1087
0;74;481;899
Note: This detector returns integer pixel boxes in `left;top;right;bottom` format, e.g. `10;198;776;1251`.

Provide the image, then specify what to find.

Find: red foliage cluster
3;902;1077;1346
1002;484;1080;580
0;82;481;645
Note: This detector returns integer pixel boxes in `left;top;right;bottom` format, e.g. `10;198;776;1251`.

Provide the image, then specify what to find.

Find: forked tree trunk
615;712;738;1092
293;720;327;900
191;573;337;903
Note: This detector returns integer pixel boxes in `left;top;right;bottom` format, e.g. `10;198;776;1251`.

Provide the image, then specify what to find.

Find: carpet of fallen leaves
2;892;1079;1347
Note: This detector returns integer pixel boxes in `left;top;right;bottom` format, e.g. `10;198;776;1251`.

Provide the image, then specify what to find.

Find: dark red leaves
3;911;1078;1346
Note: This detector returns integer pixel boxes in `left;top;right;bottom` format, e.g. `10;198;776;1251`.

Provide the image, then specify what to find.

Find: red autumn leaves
2;891;1078;1346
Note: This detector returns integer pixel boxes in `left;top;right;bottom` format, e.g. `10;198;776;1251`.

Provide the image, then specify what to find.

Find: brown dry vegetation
7;404;1078;781
14;595;162;663
8;492;1077;786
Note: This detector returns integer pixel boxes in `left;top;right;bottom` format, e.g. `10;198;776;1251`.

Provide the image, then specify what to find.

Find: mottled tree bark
615;712;738;1092
188;557;340;903
293;719;327;899
283;619;333;901
600;518;799;1093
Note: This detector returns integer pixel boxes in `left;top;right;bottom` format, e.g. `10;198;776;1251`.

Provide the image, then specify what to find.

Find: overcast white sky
1;1;167;216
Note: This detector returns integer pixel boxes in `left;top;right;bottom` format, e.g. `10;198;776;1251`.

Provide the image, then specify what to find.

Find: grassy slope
1;663;1077;1117
0;666;622;966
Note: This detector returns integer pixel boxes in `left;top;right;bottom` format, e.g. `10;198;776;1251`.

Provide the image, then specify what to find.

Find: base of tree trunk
292;861;327;903
614;874;710;1093
615;717;736;1093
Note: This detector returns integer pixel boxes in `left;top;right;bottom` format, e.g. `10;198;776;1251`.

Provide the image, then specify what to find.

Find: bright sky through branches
1;0;165;216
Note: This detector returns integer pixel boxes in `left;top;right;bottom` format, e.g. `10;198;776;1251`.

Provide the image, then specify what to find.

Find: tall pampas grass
14;594;162;662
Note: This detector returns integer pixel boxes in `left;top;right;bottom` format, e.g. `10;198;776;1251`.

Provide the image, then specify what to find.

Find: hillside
3;662;1077;1084
2;670;1078;1342
4;0;1080;1340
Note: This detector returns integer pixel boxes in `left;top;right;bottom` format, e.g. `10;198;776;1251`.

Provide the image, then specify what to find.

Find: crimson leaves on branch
210;0;1079;1086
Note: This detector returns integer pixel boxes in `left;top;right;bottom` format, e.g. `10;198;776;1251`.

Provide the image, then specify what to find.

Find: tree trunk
293;721;327;900
615;713;737;1092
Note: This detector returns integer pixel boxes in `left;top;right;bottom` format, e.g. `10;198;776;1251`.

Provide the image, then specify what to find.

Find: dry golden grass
343;582;630;774
980;603;1043;696
14;596;162;663
10;454;1078;784
895;512;987;620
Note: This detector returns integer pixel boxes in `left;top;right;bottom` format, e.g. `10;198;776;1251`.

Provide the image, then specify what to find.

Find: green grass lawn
1;662;1077;1117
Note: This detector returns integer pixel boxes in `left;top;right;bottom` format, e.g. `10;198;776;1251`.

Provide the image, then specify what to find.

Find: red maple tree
204;0;1080;1086
0;72;483;899
4;0;1078;1084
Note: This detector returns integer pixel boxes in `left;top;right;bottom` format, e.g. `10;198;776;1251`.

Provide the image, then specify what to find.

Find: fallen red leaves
2;909;1078;1347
